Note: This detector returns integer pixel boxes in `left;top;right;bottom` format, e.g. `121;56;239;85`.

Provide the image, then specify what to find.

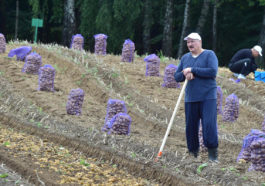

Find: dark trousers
228;58;257;76
185;99;218;153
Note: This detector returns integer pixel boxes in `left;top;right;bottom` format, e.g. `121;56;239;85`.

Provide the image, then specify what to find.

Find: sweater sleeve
191;51;218;78
174;58;185;82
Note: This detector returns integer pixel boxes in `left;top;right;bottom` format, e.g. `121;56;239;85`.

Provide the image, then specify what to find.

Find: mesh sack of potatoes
144;54;160;76
8;46;32;61
0;33;6;53
199;120;218;153
237;129;264;162
102;99;127;132
199;120;207;152
66;88;85;115
38;64;56;92
22;52;42;74
222;93;239;122
94;33;108;55
217;86;223;115
70;34;84;50
162;64;180;88
262;117;265;132
249;137;265;172
121;39;135;62
107;113;131;135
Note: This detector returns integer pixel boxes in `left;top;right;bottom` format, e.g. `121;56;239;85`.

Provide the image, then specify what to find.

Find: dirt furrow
0;112;190;186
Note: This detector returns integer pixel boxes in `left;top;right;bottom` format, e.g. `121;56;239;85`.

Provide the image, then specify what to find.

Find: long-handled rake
155;79;188;162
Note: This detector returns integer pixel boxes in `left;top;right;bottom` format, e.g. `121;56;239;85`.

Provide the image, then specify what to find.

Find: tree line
0;0;265;69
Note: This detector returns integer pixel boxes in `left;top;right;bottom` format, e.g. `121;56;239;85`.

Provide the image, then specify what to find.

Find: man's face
252;50;259;57
186;39;202;53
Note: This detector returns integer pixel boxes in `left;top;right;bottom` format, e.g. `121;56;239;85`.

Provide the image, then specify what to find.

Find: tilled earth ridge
0;162;34;186
0;98;261;186
0;78;196;186
0;113;192;186
0;76;194;185
0;41;264;185
0;119;158;186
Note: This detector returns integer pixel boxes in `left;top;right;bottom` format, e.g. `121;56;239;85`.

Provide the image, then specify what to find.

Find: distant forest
1;0;265;68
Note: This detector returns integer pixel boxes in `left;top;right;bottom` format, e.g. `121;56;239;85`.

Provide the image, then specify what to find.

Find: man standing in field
174;33;219;162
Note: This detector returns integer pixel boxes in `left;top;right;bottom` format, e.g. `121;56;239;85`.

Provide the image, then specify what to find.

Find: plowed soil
0;41;264;185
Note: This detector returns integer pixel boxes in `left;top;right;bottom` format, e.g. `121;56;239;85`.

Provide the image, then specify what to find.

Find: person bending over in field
228;45;262;80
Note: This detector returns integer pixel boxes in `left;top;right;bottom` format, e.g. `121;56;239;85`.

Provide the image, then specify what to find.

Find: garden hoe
155;79;188;162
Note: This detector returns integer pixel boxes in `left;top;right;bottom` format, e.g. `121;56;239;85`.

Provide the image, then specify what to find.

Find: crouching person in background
228;45;262;80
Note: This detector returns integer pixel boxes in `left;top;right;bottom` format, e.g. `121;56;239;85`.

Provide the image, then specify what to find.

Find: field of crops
0;40;264;185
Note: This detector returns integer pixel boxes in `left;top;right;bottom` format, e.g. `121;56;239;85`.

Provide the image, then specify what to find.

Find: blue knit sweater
174;50;218;102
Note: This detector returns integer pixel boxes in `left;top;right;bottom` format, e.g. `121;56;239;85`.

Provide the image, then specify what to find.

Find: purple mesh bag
262;117;265;132
229;78;241;83
107;113;131;135
70;34;84;50
249;160;265;172
38;64;56;92
237;129;264;162
66;88;85;115
222;93;239;122
22;52;42;74
102;99;127;132
8;46;32;61
217;86;223;115
199;120;218;152
199;120;207;152
94;34;108;55
162;64;180;88
249;137;265;172
121;39;135;62
0;33;6;53
144;54;160;76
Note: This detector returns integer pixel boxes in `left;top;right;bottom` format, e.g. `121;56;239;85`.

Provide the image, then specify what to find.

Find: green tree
142;0;152;54
95;0;142;54
0;0;6;34
28;0;40;17
48;0;64;43
257;0;265;69
217;0;263;66
79;0;100;51
196;0;211;35
178;0;191;59
162;0;174;57
63;0;76;47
